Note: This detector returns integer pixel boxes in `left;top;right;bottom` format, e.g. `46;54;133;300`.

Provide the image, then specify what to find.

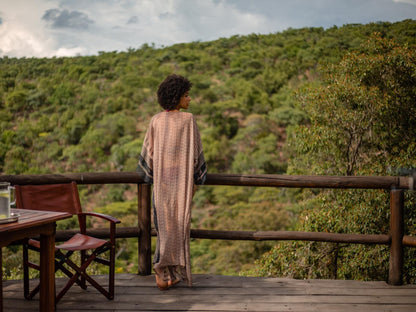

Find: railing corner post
388;189;404;285
137;184;152;275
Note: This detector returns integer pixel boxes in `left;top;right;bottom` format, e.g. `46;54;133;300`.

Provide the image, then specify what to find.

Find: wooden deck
3;274;416;311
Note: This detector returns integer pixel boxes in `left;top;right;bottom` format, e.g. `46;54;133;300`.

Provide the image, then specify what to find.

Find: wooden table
0;208;71;312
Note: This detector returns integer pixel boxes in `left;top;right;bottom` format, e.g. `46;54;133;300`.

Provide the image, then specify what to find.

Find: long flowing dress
138;111;207;286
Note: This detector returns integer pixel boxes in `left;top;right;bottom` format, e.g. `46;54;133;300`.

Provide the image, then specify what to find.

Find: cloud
0;1;92;58
171;0;267;41
0;19;55;58
127;16;138;24
106;0;267;45
1;0;416;58
393;0;416;5
42;8;94;29
55;46;88;57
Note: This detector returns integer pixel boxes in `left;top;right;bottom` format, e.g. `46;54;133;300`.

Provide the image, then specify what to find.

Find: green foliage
5;89;28;113
257;33;416;283
1;20;416;280
231;114;287;174
191;187;292;274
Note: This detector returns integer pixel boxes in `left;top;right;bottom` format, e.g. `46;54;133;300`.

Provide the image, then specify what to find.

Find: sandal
168;277;181;287
154;268;169;290
168;267;182;287
155;273;169;290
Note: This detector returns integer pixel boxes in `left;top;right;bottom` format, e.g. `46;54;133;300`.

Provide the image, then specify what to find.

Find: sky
0;0;415;58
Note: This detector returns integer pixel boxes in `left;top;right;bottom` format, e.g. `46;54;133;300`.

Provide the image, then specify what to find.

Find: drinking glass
0;182;15;219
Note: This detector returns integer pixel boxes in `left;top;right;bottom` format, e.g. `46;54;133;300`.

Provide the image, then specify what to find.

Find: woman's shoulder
149;111;165;122
178;112;197;125
178;111;194;119
149;111;194;125
165;111;194;121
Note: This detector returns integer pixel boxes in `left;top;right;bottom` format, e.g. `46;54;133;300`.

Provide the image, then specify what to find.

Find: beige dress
138;111;207;286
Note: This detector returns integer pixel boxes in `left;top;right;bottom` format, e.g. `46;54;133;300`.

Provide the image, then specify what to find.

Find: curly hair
157;74;192;110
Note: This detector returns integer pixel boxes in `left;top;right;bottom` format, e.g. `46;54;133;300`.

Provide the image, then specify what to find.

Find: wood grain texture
3;274;416;311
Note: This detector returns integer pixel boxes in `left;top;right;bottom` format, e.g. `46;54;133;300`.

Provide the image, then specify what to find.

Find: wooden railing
1;172;414;285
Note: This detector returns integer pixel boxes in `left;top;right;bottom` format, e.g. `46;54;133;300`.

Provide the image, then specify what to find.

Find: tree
255;34;416;283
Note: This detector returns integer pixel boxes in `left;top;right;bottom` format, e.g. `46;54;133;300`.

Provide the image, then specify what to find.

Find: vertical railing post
388;189;404;285
137;184;151;275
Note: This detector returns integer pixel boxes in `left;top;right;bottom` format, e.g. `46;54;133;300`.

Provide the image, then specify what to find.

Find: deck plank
3;274;416;311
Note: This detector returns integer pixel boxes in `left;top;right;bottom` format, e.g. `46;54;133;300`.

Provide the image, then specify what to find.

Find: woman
138;74;207;290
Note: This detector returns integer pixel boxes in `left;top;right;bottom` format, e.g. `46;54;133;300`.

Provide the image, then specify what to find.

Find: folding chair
15;182;121;303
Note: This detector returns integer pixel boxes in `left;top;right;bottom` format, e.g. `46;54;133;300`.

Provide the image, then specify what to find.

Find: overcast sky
0;0;415;58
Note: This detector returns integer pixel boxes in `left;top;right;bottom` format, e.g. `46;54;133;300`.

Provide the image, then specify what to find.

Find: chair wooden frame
15;182;121;303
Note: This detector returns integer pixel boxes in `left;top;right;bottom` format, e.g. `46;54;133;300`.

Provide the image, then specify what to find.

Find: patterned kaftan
138;111;207;286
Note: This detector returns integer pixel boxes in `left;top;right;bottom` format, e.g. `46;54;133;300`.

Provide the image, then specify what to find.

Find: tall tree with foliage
253;33;416;283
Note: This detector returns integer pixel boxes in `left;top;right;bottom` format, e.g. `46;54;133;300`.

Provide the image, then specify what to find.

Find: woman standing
138;74;207;290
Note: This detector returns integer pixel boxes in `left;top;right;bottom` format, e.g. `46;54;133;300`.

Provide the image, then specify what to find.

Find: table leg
0;248;3;312
40;226;56;312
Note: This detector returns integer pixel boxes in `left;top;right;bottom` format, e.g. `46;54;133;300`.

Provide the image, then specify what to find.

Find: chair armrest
80;212;121;224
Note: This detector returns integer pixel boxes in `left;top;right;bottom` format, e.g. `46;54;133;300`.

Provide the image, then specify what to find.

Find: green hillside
1;20;416;281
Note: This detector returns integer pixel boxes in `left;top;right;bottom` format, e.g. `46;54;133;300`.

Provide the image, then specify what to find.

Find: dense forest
1;19;416;282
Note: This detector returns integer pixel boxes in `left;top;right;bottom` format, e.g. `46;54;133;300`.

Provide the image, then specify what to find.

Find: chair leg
56;251;98;303
23;242;30;299
109;244;116;299
23;242;40;300
56;247;114;302
55;251;85;289
79;259;114;300
80;250;87;290
90;244;115;299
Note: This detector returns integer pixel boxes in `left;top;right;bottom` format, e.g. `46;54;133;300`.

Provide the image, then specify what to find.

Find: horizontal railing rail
0;172;411;189
1;172;414;285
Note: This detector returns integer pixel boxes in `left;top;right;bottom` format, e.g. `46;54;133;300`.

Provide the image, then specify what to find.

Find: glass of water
0;182;15;219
